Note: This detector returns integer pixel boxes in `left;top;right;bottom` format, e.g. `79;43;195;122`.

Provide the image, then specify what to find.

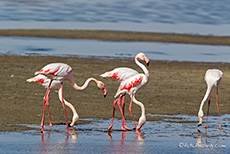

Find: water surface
0;114;229;153
1;37;230;63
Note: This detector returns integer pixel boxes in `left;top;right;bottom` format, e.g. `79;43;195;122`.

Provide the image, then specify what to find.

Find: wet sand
1;29;230;45
1;55;230;132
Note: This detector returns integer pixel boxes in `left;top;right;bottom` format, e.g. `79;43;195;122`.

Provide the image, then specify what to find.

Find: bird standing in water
101;52;149;133
198;69;223;129
29;63;107;134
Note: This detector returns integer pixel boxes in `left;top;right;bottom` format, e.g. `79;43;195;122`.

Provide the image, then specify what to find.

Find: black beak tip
147;62;150;66
198;124;202;127
104;94;107;98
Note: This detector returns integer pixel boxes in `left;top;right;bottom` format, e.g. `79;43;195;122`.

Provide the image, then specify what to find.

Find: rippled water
0;0;230;36
0;114;229;153
1;0;229;24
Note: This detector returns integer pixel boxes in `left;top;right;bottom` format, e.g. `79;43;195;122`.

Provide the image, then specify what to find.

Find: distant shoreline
0;29;230;46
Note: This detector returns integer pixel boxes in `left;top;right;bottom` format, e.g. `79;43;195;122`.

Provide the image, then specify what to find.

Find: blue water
1;0;229;24
0;0;229;36
0;115;229;153
0;0;230;62
1;36;230;62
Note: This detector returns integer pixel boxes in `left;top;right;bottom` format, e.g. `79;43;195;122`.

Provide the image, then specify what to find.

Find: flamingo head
136;52;150;66
97;81;108;98
198;110;204;127
69;113;79;127
136;115;146;130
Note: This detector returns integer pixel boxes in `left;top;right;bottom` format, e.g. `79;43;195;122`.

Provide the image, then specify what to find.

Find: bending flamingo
30;63;107;134
27;74;79;127
198;69;223;129
100;52;149;132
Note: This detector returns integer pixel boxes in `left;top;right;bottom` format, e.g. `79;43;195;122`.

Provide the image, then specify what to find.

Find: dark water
0;115;229;153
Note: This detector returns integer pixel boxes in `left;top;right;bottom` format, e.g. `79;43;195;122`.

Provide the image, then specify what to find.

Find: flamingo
27;74;79;127
198;69;223;129
29;63;108;134
100;52;149;133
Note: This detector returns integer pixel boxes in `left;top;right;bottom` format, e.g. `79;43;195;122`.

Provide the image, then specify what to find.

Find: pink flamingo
27;74;79;127
198;69;223;129
30;63;108;134
100;53;149;133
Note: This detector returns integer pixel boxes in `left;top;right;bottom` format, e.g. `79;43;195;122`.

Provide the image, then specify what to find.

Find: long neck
58;88;77;115
67;72;97;91
199;84;212;112
132;95;145;117
135;57;149;79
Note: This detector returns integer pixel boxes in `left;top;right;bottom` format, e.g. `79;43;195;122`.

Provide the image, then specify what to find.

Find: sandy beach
1;55;230;131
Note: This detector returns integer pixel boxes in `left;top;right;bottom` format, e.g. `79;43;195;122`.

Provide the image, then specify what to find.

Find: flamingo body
115;74;145;98
35;63;72;81
100;67;138;81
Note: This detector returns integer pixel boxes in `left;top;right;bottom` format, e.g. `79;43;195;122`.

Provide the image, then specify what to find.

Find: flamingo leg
204;95;210;129
43;90;53;127
216;86;223;130
41;80;53;133
117;95;131;131
47;104;53;127
108;97;119;131
129;94;137;129
120;95;131;131
60;83;74;134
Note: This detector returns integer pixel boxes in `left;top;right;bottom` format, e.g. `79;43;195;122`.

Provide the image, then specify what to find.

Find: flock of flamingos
26;52;223;134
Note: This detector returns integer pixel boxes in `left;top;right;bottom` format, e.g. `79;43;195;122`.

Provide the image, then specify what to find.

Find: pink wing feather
27;74;61;89
35;63;72;80
114;74;144;98
100;67;138;81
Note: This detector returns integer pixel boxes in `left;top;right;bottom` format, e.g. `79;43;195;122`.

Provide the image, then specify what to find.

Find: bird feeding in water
27;74;79;127
198;69;223;129
100;52;149;133
28;63;107;134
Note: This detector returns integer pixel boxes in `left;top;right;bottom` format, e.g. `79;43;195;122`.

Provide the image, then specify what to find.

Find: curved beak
144;57;150;66
136;122;145;130
103;87;108;98
198;118;202;127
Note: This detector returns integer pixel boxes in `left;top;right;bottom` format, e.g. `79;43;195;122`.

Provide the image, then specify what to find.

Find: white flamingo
101;52;149;133
198;69;223;129
30;63;107;134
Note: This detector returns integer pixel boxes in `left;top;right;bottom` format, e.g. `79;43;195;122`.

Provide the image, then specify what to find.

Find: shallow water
0;114;229;153
1;37;230;63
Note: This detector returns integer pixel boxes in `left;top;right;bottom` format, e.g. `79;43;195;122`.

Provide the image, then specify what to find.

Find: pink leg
41;97;47;133
216;86;223;130
43;90;53;127
47;104;53;127
120;95;131;131
41;81;52;133
60;83;74;134
45;90;53;127
204;95;210;129
117;95;131;131
129;94;137;129
108;97;119;131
